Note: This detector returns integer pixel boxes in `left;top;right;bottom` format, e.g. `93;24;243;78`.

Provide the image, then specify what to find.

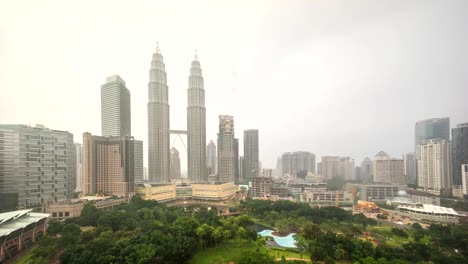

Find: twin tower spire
147;43;206;183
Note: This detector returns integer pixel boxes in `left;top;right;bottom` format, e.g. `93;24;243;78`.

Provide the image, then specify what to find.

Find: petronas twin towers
148;43;206;183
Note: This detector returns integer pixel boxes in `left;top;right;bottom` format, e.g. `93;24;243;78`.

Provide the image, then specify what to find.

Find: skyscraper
170;147;181;180
74;143;82;193
281;152;291;176
415;117;450;147
134;140;144;184
281;151;315;177
403;152;416;184
243;129;259;181
452;123;468;186
207;140;217;175
0;125;74;210
101;75;131;137
339;157;355;181
234;138;240;183
187;52;207;183
148;43;170;183
373;151;405;184
82;132;134;197
416;139;452;192
217;115;235;183
360;157;373;182
321;156;340;180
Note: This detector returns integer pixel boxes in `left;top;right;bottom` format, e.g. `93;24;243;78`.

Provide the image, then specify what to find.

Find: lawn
189;240;311;264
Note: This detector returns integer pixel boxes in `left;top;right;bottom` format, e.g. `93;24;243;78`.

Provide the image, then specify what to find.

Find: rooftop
397;204;459;216
0;210;49;237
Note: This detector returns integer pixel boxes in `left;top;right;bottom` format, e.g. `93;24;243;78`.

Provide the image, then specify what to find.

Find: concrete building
217;115;235;183
360;157;373;182
243;129;259;181
82;133;134;197
346;182;407;202
355;166;361;181
101;75;131;138
452;123;468;186
252;176;272;198
134;140;144;184
192;182;237;201
148;43;170;183
234;138;240;183
317;162;322;176
321;156;340;180
0;210;50;262
74;143;82;193
187;53;207;183
462;164;468;197
300;191;353;205
406;189;440;206
45;196;128;220
207;140;217;176
136;183;176;203
404;152;417;184
281;151;316;177
339;157;355;181
373;151;405;184
0;125;74;210
416;139;452;192
170;147;181;180
239;156;245;182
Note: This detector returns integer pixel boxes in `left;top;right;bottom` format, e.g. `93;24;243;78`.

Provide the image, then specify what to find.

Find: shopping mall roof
397;204;459;216
0;209;50;237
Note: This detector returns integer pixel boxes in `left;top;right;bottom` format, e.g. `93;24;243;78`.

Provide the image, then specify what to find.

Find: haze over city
1;0;467;170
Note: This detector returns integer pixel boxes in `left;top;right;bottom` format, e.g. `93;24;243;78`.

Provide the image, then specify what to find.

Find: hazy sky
1;0;467;171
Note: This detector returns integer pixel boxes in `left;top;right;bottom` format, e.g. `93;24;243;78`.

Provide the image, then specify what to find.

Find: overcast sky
1;0;467;172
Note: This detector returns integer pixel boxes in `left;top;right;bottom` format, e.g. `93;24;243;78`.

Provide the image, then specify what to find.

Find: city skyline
1;1;468;169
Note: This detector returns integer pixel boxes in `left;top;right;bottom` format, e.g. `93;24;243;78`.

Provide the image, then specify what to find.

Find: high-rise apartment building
355;166;361;181
416;139;452;192
148;44;170;183
74;143;82;193
339;157;355;181
415;117;450;147
281;151;315;177
134;140;144;184
0;125;74;210
462;164;468;197
373;151;405;184
217;115;235;183
243;129;259;181
187;53;207;183
82;133;134;197
170;147;181;180
452;123;468;186
101;75;131;137
239;156;245;181
234;138;240;183
207;140;217;176
360;157;373;182
404;152;416;184
321;156;340;180
317;162;322;176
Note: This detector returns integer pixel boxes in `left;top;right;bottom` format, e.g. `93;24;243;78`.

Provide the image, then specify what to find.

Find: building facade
339;157;355;181
373;151;405;184
416;139;452;192
148;44;170;183
82;133;134;197
243;129;259;181
252;176;272;198
415;117;450;147
321;156;340;180
462;164;468;197
170;147;181;180
360;157;373;182
217;115;235;183
346;183;407;201
404;152;417;184
234;138;240;183
101;75;131;138
207;140;217;175
74;143;82;193
452;123;468;186
134;140;144;184
0;125;74;210
281;151;316;177
187;53;207;183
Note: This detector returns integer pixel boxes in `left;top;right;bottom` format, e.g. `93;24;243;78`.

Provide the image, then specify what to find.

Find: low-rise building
45;196;129;220
396;204;461;223
252;176;272;198
300;190;353;205
406;189;440;206
0;210;50;262
346;183;406;202
192;182;237;201
135;183;176;202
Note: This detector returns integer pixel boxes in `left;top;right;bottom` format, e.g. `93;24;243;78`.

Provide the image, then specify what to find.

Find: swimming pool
257;229;297;248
